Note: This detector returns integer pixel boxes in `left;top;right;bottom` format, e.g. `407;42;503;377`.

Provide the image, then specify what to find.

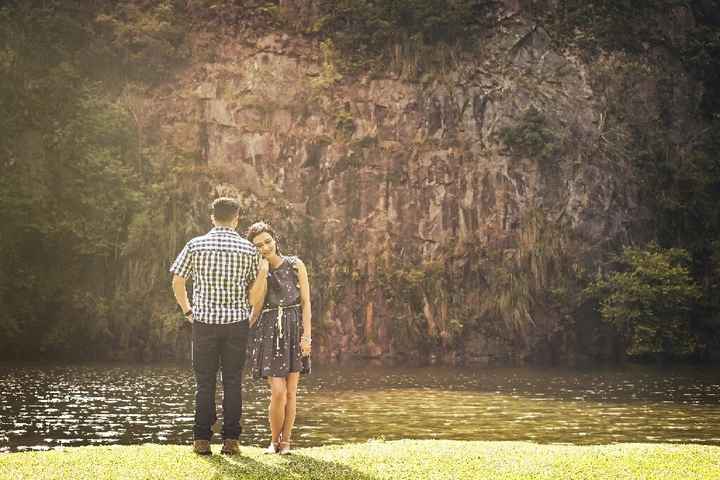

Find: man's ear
210;214;216;225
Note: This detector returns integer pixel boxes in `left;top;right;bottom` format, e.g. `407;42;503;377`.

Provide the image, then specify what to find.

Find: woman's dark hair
211;197;241;222
246;221;281;254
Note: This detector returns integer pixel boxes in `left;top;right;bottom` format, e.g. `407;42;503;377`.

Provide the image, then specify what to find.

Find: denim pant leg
219;321;249;440
192;322;219;441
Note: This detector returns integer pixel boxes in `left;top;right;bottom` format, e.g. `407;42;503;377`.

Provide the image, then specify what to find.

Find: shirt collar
210;226;239;235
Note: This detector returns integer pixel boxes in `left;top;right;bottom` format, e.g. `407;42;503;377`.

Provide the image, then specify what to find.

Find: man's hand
177;315;193;332
176;309;193;331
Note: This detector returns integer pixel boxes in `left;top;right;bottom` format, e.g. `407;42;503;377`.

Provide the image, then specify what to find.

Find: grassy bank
1;440;718;479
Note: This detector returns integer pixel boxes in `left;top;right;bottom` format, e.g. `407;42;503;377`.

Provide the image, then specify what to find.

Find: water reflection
1;364;719;452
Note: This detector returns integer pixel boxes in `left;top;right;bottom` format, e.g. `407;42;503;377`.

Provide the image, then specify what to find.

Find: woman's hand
300;335;311;356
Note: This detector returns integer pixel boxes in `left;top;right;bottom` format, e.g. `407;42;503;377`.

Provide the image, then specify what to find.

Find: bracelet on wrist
183;308;193;317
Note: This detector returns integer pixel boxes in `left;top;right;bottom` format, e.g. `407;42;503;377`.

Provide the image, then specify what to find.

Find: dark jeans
192;320;249;441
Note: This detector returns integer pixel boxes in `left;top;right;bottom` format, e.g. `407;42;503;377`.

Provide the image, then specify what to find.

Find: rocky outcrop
150;12;700;365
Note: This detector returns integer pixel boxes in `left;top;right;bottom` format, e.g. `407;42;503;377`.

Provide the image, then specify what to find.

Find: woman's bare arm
296;258;312;354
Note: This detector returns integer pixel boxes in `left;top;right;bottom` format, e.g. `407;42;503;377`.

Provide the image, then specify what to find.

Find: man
170;197;263;455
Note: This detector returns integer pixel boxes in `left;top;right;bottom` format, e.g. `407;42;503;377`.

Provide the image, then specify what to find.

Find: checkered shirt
170;227;260;324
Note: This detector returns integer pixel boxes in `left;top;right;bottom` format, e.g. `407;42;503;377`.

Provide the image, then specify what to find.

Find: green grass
1;440;719;479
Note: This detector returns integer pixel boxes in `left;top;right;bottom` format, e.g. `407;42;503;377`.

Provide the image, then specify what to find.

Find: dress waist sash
261;304;301;355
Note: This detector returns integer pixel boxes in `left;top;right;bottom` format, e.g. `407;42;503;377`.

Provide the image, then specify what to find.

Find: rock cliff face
150;11;700;365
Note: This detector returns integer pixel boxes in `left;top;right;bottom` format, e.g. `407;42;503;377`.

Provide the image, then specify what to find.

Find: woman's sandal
265;442;279;454
278;441;291;455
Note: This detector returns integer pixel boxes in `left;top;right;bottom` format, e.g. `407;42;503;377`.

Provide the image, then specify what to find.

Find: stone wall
148;11;700;365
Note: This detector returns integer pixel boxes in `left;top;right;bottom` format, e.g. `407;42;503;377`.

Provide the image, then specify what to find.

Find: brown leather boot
220;439;239;455
193;439;211;455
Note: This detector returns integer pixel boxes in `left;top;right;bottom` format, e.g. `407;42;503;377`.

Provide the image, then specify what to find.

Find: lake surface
1;364;719;452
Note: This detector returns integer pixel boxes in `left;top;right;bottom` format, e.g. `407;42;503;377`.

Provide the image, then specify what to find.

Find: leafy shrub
499;106;561;164
585;244;702;356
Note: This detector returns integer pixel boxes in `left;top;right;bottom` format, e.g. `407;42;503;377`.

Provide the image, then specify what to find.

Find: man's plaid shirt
170;227;260;324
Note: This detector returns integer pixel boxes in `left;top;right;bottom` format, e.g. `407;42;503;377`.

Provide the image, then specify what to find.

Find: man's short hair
211;197;240;223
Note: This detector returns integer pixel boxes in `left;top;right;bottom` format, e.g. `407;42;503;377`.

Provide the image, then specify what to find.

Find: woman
247;221;311;455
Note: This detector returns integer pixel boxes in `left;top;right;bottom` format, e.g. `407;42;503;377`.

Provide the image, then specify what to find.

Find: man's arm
172;275;193;320
248;259;269;325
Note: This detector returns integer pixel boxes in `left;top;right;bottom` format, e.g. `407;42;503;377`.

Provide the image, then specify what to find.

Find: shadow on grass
201;451;378;480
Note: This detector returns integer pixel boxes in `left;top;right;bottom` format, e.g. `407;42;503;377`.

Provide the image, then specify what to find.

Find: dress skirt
249;305;304;379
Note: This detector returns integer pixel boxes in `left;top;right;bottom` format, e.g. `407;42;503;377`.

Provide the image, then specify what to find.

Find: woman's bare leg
268;377;287;444
280;372;300;445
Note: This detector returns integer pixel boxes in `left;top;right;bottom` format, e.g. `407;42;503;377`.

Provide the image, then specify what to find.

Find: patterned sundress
249;256;305;379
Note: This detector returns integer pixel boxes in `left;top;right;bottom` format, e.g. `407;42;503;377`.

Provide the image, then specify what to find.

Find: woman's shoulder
282;255;307;275
282;255;302;266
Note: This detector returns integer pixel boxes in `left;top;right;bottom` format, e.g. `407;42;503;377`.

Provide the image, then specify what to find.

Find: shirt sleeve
169;242;193;278
246;248;261;283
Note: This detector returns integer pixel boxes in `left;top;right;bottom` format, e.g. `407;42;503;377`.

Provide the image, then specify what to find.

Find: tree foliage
586;245;701;356
0;0;188;360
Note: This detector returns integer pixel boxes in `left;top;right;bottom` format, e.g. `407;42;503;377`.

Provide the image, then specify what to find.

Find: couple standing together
170;197;312;456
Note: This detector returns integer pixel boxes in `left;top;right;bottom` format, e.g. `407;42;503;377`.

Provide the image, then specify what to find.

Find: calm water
1;364;719;452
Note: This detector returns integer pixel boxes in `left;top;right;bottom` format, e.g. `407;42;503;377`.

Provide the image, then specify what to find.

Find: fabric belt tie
262;304;301;356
